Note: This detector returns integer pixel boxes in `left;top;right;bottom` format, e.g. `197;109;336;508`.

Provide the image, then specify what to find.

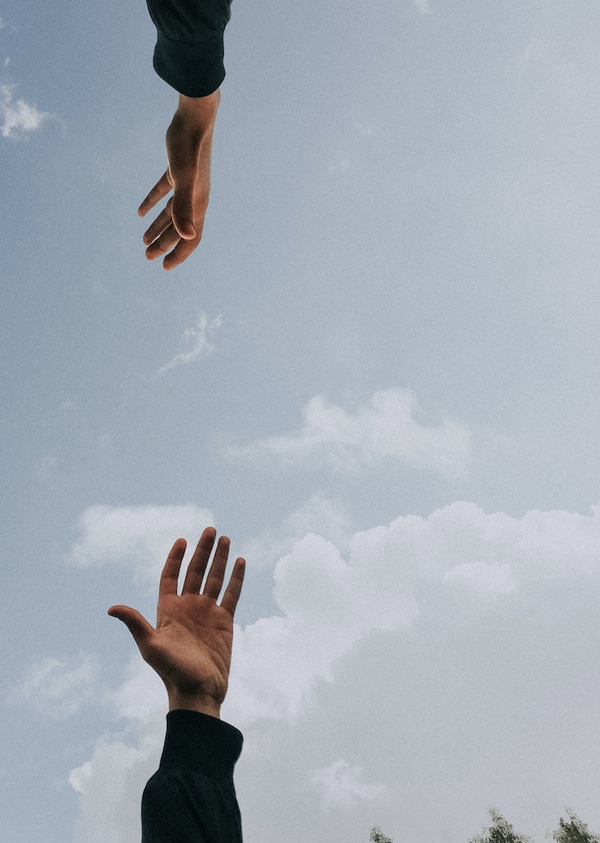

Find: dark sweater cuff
153;33;226;97
159;710;243;777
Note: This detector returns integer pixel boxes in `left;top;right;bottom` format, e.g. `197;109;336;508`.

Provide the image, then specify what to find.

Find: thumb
171;180;197;240
108;605;154;648
167;155;197;240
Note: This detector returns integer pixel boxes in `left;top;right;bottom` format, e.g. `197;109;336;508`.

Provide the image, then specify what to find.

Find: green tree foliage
468;809;532;843
367;809;600;843
369;826;393;843
552;811;600;843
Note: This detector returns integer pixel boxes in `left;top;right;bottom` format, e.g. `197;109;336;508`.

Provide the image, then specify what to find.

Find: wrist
167;689;221;719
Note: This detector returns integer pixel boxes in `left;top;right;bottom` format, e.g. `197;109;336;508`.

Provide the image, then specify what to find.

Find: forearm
172;89;221;138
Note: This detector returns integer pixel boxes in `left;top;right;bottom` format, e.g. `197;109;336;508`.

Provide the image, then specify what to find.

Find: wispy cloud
514;39;544;79
354;119;378;137
0;82;50;139
412;0;432;15
328;155;353;176
11;655;99;719
157;311;221;375
312;760;390;810
224;389;471;476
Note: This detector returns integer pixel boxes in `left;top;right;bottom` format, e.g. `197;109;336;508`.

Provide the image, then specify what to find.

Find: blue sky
3;1;600;840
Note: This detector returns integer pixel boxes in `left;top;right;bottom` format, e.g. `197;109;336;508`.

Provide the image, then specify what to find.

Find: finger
159;538;187;598
138;171;173;217
143;201;174;246
162;232;203;270
220;557;246;616
108;605;153;648
171;183;198;240
168;145;198;240
145;225;182;262
203;534;230;600
143;198;204;267
181;527;217;594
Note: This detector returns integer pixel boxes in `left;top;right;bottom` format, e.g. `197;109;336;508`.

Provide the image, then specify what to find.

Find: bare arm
138;91;221;272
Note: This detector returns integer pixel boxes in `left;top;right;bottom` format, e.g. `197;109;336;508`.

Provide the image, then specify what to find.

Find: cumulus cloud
0;82;50;139
69;501;600;842
67;503;214;588
239;493;351;571
70;729;163;843
11;654;99;719
68;657;171;843
225;389;471;476
157;311;221;375
228;502;600;727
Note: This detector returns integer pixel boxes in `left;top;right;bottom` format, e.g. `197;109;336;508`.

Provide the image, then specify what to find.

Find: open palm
109;528;245;716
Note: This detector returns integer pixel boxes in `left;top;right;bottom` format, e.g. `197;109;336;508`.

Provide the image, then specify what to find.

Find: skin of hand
108;527;245;718
138;89;221;270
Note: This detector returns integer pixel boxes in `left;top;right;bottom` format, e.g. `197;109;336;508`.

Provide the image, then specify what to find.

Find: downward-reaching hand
139;90;221;270
108;527;245;717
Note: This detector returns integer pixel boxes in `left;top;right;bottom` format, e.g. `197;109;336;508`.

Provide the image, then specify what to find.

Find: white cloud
239;493;351;571
11;654;99;719
0;82;49;139
69;657;172;843
108;655;165;724
70;501;600;842
224;389;471;476
311;760;390;810
443;560;518;596
67;503;214;588
70;730;163;843
157;311;221;375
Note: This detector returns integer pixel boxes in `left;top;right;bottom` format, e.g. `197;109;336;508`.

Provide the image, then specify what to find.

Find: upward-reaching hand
108;527;245;718
138;90;221;270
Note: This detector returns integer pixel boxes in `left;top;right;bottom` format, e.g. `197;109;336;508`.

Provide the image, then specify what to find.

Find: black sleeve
142;710;243;843
145;0;233;97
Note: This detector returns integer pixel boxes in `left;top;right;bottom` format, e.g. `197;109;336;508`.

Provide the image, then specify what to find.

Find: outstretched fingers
138;170;173;218
169;529;245;608
181;527;218;594
202;534;231;599
220;557;246;616
159;538;187;598
142;201;174;247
